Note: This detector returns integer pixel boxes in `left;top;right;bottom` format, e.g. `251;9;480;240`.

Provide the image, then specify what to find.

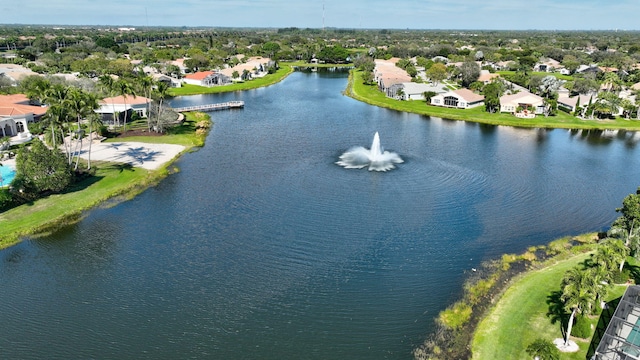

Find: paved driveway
78;141;186;170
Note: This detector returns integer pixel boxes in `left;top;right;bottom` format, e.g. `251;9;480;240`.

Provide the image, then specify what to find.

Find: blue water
1;69;640;359
0;163;15;186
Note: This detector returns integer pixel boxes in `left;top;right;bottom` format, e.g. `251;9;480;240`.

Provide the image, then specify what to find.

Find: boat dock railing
171;101;244;112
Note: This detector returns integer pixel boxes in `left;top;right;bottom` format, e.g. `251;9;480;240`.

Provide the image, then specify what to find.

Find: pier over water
172;100;244;112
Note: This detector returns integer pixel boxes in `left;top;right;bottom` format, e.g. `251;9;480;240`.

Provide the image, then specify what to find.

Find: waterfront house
430;89;484;109
557;94;594;113
373;59;412;98
397;82;448;101
499;91;544;115
219;56;274;80
96;95;152;124
182;71;231;87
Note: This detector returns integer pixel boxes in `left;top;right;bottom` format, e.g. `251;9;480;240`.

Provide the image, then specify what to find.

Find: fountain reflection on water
336;132;404;171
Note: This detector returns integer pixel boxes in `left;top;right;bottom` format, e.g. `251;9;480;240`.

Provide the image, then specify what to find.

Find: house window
444;96;459;107
16;122;25;133
136;110;144;118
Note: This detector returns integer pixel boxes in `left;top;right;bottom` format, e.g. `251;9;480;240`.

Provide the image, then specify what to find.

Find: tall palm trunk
565;308;577;346
87;123;93;170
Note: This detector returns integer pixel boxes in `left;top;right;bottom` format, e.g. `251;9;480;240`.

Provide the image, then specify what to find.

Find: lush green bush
0;188;13;210
97;125;109;137
438;301;472;330
571;315;592;339
526;338;560;360
612;268;631;284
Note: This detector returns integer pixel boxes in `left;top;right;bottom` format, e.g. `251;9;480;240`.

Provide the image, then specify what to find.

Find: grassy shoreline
346;69;640;131
167;64;294;97
0;112;211;250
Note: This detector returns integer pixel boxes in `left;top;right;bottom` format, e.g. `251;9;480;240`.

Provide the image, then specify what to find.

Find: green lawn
0;163;155;249
347;70;640;130
167;65;293;96
472;253;628;359
0;113;211;249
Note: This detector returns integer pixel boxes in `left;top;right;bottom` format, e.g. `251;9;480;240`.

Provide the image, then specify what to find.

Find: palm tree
600;238;630;272
115;79;136;132
136;75;154;131
42;103;66;148
584;265;611;313
67;88;100;169
24;77;51;106
85;113;103;170
561;266;597;346
44;84;72;159
153;81;169;133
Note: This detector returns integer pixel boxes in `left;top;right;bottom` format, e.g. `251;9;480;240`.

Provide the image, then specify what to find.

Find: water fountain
336;132;403;171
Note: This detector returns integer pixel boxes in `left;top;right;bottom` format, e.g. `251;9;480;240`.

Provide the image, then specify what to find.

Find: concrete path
77;141;186;170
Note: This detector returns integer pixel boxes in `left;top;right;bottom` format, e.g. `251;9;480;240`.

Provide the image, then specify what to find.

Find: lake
1;69;639;359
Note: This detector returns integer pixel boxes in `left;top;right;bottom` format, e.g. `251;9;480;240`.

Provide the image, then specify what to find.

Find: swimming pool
0;164;16;187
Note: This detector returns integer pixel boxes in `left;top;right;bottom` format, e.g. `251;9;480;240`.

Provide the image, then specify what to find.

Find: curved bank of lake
1;69;639;359
346;69;640;131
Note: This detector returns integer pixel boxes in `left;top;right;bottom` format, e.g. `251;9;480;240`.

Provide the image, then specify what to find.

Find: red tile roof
184;71;215;80
0;94;47;117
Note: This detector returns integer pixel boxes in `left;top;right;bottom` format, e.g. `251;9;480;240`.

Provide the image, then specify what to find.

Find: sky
3;0;639;30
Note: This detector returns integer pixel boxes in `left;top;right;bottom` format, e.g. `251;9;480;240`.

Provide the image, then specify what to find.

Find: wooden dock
172;101;244;112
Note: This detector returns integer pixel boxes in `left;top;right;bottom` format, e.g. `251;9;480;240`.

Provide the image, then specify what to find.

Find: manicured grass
0;162;158;249
347;70;640;130
167;65;294;96
471;252;628;360
0;112;212;249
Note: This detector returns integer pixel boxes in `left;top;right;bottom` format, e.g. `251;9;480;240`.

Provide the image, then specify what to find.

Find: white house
0;94;44;144
558;94;595;113
430;89;484;109
499;91;544;115
96;95;153;124
395;82;448;101
182;71;231;87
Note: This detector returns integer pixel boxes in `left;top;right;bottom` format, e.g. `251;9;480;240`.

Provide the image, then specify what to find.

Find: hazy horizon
2;0;638;31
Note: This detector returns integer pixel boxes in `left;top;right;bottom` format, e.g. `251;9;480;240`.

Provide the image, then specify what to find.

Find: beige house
478;70;500;84
430;89;484;109
558;94;595;113
374;58;412;97
499;91;544;115
219;56;274;80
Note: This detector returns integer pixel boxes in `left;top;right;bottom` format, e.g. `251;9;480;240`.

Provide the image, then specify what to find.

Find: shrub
526;338;560;360
547;237;571;255
501;254;517;270
466;277;496;305
97;125;110;137
438;301;472;330
571;315;592;339
612;268;631;284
